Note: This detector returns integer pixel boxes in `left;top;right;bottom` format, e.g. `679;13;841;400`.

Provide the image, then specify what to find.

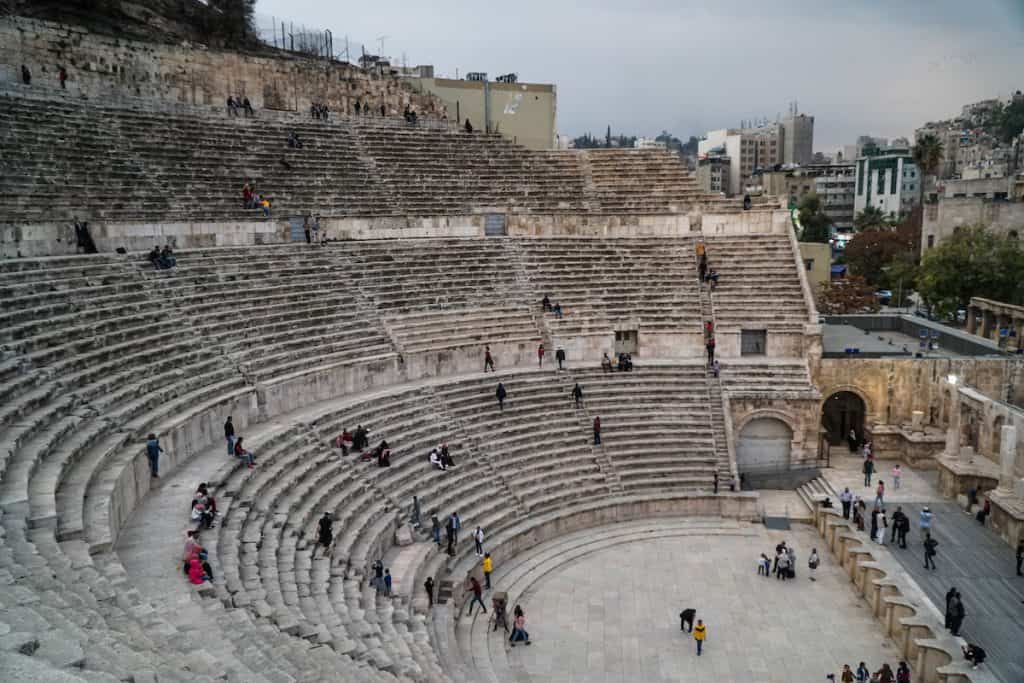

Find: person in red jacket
593;416;602;445
537;343;545;368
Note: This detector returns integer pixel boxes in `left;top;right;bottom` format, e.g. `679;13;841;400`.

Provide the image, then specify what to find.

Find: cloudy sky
256;0;1024;151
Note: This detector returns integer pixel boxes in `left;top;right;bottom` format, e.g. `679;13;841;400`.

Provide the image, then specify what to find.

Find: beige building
698;124;784;196
798;242;831;293
696;154;731;194
406;77;557;150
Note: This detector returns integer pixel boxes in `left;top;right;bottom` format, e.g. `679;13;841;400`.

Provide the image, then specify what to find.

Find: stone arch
820;387;870;446
735;413;794;474
818;384;875;421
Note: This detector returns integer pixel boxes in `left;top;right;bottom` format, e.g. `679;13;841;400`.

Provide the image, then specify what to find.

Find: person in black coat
496;382;507;411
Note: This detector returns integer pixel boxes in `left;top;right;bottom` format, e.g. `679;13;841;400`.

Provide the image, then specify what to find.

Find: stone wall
922;196;1024;257
3;210;797;257
0;16;446;117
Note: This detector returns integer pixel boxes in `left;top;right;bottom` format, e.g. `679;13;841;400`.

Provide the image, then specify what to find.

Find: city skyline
256;0;1024;150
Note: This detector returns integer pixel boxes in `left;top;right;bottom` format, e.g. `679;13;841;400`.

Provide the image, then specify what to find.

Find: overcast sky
256;0;1024;151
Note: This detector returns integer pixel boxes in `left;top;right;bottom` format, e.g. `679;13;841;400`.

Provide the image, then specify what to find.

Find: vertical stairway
694;238;734;484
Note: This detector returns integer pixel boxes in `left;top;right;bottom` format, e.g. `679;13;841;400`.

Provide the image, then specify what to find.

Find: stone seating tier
1;93;753;221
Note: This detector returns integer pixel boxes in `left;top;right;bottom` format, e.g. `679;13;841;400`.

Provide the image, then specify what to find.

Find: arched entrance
821;391;866;447
736;418;793;473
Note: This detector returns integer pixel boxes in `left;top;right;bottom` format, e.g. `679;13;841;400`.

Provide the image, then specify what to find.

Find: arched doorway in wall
821;391;866;447
736;418;793;474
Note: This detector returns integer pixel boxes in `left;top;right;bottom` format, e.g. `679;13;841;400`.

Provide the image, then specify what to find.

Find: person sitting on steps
233;437;256;468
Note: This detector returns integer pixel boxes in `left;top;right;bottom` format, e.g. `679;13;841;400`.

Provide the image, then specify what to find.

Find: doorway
821;391;866;446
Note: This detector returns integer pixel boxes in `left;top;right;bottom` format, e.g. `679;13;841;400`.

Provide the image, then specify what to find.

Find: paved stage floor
511;525;899;683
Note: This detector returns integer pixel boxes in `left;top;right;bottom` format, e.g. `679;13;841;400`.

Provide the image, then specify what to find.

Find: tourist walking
593;416;602;445
445;516;456;556
537;344;545;367
848;428;858;453
863;457;874;487
892;463;902;489
1016;539;1023;576
424;576;434;607
679;607;696;632
384;569;392;597
483;553;493;589
923;532;938;570
874;663;894;683
896;662;911;683
496;382;507;411
146;433;163;478
224;416;235;455
856;662;869;683
431;514;441;547
706;337;716;364
474;526;485;556
693;619;707;656
572;383;584;408
875;508;887;544
372;560;384;593
875;480;885;507
919;506;934;534
808;548;820;581
21;64;31;85
840;664;854;683
870;507;880;542
466;577;487;615
948;590;965;636
890;506;906;544
840;487;853;519
555;346;566;370
484;345;495;372
411;495;421;529
313;512;333;558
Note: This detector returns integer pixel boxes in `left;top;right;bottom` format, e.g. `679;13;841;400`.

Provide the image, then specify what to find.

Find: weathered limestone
945;386;962;457
998;424;1018;492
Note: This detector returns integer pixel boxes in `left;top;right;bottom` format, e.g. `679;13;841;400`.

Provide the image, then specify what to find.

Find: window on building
804;259;814;271
927;235;934;248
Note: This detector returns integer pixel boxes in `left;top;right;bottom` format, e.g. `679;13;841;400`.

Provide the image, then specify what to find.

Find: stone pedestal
910;410;924;433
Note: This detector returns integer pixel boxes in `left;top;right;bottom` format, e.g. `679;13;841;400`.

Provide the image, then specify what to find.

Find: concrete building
748;163;855;230
698;124;784;196
406;76;557;150
697;152;731;195
634;137;667;149
854;147;921;219
782;113;814;165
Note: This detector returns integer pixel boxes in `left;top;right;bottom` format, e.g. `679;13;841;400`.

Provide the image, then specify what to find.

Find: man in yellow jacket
482;553;493;590
693;619;707;656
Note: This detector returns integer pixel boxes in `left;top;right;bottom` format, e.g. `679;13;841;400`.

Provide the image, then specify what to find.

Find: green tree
853;206;889;232
917;226;1024;317
911;133;944;204
993;97;1024;143
797;193;831;243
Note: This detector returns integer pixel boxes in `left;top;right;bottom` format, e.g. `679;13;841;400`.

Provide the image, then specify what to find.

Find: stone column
982;309;995;340
967;306;979;335
945;388;961;457
998;425;1018;492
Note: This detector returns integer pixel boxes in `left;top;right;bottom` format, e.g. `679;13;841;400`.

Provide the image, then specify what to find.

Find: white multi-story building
633;137;667;149
698;123;783;196
853;148;920;218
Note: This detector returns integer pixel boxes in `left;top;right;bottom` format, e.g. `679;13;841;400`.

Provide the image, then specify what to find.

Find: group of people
429;510;464;557
601;351;633;372
146;245;177;269
429;443;456;471
182;482;218;585
677;608;708;655
695;242;720;290
226;95;255;117
241;182;272;216
332;426;389;466
833;661;912;682
403;105;419;125
224;416;256;468
310;102;331;120
353;101;386;117
756;540;817;581
541;295;563;319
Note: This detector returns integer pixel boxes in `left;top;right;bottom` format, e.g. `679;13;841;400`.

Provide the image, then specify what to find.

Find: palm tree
911;133;945;205
853;205;888;232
